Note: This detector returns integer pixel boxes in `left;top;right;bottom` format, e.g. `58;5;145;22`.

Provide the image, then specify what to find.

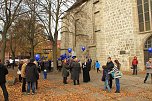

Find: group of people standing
61;56;122;93
61;57;92;85
101;57;122;93
3;55;152;101
20;59;40;95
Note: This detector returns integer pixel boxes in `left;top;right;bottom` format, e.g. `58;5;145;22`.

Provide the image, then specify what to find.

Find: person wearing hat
25;59;39;95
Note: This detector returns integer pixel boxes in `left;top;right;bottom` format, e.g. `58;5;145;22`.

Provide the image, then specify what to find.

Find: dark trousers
97;68;100;73
0;83;9;101
133;65;137;75
144;73;152;82
109;75;113;88
19;75;22;82
22;78;26;92
36;80;38;89
27;82;35;93
43;72;47;79
73;80;79;85
63;77;67;84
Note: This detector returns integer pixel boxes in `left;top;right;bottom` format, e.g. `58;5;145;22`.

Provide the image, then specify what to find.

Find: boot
115;90;120;93
77;80;80;85
73;80;76;85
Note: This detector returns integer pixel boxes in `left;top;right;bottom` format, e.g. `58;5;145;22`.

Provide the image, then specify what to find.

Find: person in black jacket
0;59;9;101
106;57;114;89
87;57;92;71
82;59;90;83
25;59;39;95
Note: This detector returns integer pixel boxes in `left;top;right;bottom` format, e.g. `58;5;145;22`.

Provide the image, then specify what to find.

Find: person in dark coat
25;59;39;95
44;61;49;72
87;57;92;71
106;57;114;89
0;59;9;101
62;59;69;84
40;61;44;71
82;60;90;82
71;58;81;85
102;65;111;92
34;61;40;90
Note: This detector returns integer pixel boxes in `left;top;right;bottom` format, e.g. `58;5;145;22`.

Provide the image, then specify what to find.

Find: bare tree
9;15;46;59
0;0;23;63
35;0;76;69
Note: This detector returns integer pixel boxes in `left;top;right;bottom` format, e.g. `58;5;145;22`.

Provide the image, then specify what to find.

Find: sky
0;0;76;41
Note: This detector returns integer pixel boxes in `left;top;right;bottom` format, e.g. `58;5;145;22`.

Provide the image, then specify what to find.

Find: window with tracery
145;36;152;49
137;0;152;32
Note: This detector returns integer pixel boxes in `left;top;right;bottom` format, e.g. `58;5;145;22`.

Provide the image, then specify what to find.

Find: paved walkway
0;69;152;101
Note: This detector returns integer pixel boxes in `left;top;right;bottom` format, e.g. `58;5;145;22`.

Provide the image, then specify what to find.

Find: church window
146;21;150;30
145;36;152;49
137;0;142;5
137;0;152;32
138;5;143;14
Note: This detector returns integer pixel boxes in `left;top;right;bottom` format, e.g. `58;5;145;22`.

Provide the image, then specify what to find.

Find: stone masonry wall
61;0;151;71
97;0;137;70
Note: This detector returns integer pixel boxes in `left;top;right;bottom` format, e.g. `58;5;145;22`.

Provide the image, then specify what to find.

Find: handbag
111;71;115;78
130;66;133;69
114;71;123;78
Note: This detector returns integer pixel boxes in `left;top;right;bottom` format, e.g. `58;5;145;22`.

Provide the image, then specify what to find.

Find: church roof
67;0;88;12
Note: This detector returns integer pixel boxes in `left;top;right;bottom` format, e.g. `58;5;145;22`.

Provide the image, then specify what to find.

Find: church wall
99;0;138;70
61;0;152;71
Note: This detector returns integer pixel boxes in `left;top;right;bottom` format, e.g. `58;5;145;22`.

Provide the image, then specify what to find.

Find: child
109;60;121;93
102;65;111;92
95;61;101;73
43;69;47;80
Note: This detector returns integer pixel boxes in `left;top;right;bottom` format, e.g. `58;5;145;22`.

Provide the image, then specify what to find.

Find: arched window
145;36;152;49
137;0;152;32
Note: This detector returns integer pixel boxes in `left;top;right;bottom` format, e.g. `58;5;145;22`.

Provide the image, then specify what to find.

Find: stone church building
61;0;152;71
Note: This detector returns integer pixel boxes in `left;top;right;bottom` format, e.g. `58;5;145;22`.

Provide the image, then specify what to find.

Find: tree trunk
12;51;15;69
12;52;15;63
10;33;16;64
1;30;7;64
52;41;57;71
31;42;34;59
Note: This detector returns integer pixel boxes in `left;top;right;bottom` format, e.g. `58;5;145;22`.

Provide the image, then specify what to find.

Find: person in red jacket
132;56;138;75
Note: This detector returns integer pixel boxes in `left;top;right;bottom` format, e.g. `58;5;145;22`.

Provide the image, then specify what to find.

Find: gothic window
145;36;152;49
137;0;152;32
